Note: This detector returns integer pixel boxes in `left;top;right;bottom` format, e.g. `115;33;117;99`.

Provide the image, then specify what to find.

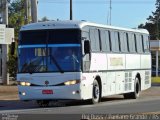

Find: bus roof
20;20;149;34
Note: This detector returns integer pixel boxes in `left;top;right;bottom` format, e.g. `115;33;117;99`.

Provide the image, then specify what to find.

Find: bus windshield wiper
21;62;34;74
50;55;64;74
27;58;42;74
28;64;37;74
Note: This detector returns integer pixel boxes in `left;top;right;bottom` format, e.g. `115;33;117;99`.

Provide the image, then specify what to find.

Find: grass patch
152;77;160;83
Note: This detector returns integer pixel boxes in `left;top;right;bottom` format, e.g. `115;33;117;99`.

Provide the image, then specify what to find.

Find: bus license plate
42;90;53;94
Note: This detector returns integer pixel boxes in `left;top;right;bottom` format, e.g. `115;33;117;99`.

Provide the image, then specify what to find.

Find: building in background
150;40;160;76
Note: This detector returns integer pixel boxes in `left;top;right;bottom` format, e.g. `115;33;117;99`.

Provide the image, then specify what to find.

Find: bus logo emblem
45;81;49;86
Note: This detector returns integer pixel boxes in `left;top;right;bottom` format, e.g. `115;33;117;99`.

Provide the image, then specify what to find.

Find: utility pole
25;0;29;24
70;0;72;20
156;15;160;77
1;0;8;25
109;0;112;25
0;1;3;22
1;0;9;85
31;0;38;23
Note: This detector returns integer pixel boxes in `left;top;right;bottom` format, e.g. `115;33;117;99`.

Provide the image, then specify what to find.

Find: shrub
7;55;17;80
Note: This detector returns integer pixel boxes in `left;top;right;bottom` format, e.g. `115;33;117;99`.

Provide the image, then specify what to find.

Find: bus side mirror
11;42;15;55
84;40;90;54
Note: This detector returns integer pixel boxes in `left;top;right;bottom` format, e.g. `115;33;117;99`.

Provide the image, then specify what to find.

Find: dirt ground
0;86;18;100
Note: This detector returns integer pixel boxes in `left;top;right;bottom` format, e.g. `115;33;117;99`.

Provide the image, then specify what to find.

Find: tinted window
48;29;80;44
20;30;47;45
90;29;100;52
143;35;150;53
100;30;110;52
110;31;119;52
82;31;90;71
20;29;81;45
18;46;81;73
120;32;128;53
135;34;143;53
128;33;136;53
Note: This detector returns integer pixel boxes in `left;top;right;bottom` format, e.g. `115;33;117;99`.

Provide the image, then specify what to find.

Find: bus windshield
18;29;81;73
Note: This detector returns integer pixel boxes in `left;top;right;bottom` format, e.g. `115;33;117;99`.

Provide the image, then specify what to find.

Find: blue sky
38;0;156;28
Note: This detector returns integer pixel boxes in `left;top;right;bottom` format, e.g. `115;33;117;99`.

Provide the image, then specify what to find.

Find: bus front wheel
91;79;101;104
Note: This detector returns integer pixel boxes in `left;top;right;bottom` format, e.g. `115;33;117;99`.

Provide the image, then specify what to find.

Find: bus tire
37;100;49;107
91;79;101;104
123;77;140;99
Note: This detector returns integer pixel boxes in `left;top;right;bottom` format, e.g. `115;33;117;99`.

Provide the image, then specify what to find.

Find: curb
152;83;160;86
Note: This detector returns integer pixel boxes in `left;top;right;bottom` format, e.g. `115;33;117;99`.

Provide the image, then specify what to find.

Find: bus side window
90;29;100;52
135;34;143;53
120;32;128;53
110;31;120;52
99;30;110;52
82;31;90;71
128;33;136;53
143;35;150;53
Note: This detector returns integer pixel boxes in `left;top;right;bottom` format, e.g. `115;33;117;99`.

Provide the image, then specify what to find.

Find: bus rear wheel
37;100;49;107
123;77;140;99
91;79;101;104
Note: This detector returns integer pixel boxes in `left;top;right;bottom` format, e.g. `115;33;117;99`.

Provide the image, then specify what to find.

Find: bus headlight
25;82;31;86
64;80;80;86
18;82;31;86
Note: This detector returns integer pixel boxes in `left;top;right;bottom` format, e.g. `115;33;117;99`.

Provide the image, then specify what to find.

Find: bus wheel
91;80;101;104
37;100;49;107
123;77;140;99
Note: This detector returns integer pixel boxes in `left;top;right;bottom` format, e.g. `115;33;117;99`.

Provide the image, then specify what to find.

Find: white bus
17;20;151;107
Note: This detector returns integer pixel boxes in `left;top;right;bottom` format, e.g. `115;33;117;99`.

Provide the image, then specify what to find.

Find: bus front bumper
18;85;82;101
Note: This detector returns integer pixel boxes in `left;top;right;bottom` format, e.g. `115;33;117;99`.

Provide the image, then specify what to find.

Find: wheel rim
135;78;140;98
136;82;139;95
93;84;99;100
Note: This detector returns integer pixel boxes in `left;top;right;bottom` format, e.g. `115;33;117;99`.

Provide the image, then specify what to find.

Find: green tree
7;55;17;80
7;0;26;80
139;0;160;40
8;0;25;39
39;16;49;22
138;22;157;40
147;0;160;22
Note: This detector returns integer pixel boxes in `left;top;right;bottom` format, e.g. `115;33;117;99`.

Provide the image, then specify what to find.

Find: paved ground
0;83;159;101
